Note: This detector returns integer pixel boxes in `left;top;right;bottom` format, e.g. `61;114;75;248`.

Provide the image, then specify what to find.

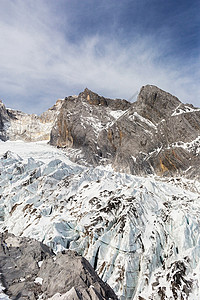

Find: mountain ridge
0;85;199;180
50;85;200;179
0;85;199;299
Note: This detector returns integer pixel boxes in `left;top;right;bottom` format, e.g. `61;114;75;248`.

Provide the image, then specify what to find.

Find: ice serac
0;99;63;142
50;85;200;179
0;232;117;300
0;143;200;299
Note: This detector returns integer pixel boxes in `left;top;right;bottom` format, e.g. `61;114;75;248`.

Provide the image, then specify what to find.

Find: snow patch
172;105;200;116
167;135;200;154
34;277;43;285
0;283;10;300
109;110;127;119
129;112;157;130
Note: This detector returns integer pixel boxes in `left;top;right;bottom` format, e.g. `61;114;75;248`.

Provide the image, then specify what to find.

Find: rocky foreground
0;232;117;299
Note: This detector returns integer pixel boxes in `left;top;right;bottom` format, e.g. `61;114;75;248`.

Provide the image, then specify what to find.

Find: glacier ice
0;141;200;299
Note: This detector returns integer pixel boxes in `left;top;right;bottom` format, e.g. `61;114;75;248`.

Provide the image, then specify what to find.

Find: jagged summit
77;85;182;119
78;87;108;106
137;85;181;109
49;85;200;179
134;85;181;123
0;85;199;179
81;87;95;95
76;87;130;109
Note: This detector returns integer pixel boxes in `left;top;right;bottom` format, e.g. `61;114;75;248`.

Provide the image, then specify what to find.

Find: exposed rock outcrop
0;100;10;141
1;85;199;179
0;232;117;300
0;99;63;142
50;89;130;165
109;85;200;178
50;85;200;179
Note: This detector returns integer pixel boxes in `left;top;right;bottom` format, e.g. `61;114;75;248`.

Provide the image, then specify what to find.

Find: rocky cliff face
50;88;131;165
0;100;10;141
110;85;200;179
1;86;199;179
0;232;117;300
0;99;63;142
50;85;200;179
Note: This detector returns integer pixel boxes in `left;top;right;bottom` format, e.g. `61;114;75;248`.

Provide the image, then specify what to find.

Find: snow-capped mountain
0;86;200;299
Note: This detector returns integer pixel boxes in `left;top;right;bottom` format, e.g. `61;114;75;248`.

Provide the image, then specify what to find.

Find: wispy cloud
0;0;199;114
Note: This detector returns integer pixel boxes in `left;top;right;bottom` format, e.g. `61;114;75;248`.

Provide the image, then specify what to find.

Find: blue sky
0;0;199;114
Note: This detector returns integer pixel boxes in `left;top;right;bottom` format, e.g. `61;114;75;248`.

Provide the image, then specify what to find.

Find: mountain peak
79;88;102;103
137;84;181;107
83;87;91;93
134;84;181;122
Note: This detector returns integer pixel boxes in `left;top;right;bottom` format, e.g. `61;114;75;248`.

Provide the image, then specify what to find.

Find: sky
0;0;199;114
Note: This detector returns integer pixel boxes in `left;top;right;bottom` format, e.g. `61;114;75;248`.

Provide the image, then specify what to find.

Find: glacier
0;141;200;299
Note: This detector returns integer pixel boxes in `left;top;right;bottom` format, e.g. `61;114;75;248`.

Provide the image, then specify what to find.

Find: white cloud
0;0;199;114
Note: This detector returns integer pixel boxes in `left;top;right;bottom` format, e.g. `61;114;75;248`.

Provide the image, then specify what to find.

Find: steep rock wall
50;86;200;179
0;99;63;142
